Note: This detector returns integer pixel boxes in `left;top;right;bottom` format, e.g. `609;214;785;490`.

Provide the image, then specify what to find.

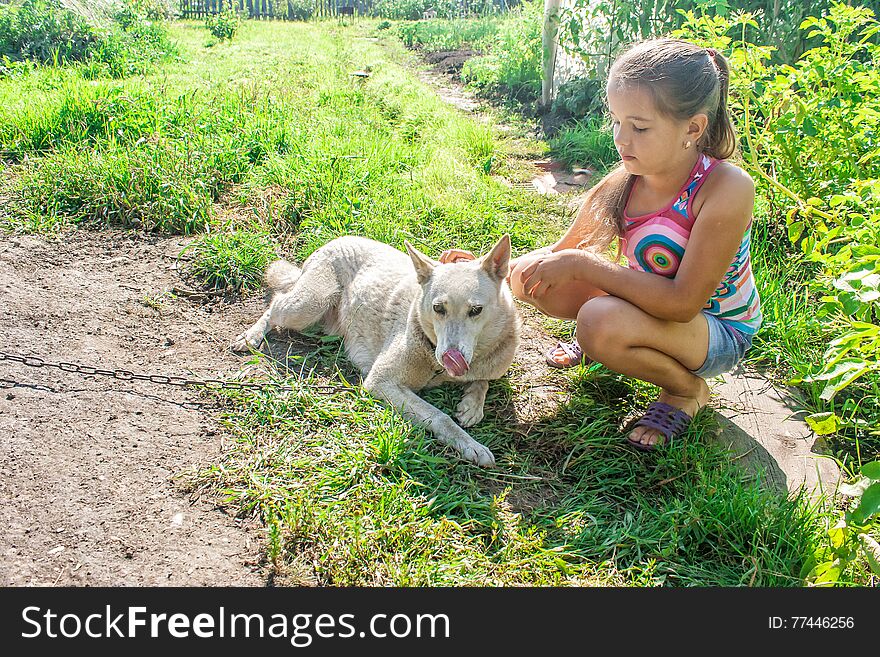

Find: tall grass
460;1;544;102
548;116;618;173
1;19;555;249
397;16;500;51
0;0;177;77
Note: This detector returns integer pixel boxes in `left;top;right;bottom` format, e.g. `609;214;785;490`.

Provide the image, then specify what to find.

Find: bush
133;0;178;20
397;15;499;51
372;0;430;21
671;3;880;477
460;0;542;102
0;0;175;76
551;77;605;120
557;0;880;77
285;0;313;22
0;0;98;63
206;8;240;42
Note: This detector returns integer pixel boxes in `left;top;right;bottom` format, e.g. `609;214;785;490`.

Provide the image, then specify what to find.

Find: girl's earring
684;140;692;149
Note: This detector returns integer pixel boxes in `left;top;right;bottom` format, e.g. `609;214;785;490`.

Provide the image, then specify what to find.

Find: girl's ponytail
701;49;737;160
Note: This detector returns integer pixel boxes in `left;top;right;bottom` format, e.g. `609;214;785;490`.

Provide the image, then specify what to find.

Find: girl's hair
576;38;737;254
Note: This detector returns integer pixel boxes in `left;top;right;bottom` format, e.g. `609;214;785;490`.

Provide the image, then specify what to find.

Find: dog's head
404;235;512;377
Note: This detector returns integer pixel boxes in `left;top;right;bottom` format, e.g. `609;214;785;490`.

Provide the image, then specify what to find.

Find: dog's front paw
230;331;261;353
455;398;485;428
460;440;495;468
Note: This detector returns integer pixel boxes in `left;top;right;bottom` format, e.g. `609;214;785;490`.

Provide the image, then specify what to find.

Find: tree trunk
542;0;562;108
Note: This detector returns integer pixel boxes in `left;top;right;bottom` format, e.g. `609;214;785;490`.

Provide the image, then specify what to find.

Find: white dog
231;235;520;467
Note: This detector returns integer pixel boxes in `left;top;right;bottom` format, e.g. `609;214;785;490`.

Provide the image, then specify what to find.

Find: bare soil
0;229;269;586
422;49;479;79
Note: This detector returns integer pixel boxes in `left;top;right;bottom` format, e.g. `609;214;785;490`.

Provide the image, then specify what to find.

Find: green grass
548;116;618;173
2;17;872;586
397;16;501;52
181;230;278;291
192;355;820;586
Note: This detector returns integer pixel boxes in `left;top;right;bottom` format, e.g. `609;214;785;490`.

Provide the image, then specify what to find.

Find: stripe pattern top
620;154;762;336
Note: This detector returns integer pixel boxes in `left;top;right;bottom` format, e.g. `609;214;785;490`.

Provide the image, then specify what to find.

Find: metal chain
0;351;350;394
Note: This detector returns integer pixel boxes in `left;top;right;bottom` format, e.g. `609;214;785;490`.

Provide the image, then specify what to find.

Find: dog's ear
404;241;438;284
480;234;511;281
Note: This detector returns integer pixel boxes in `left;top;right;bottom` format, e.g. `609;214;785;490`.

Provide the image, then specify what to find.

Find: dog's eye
469;306;483;317
433;303;446;315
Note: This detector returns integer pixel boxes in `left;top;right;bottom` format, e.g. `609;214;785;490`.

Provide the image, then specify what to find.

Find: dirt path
0;230;267;585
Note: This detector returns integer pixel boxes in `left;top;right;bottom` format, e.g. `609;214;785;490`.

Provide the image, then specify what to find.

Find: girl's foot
545;341;587;369
627;379;711;449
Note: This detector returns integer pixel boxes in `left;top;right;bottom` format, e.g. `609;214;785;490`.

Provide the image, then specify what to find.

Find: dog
231;235;520;467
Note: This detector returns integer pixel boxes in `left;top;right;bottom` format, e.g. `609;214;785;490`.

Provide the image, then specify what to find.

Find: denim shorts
691;312;754;378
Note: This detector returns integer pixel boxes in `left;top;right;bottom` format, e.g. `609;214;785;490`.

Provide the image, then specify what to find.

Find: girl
441;38;761;451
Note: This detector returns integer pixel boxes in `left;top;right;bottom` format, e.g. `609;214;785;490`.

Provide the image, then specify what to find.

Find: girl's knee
576;296;630;356
508;259;538;304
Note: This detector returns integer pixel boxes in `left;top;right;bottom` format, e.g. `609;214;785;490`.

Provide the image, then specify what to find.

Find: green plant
461;0;543;102
548;115;617;172
804;461;880;584
557;0;880;78
206;7;241;42
372;0;430;21
181;230;276;291
397;15;499;51
285;0;314;21
0;0;98;63
0;0;175;76
377;20;392;30
551;76;605;120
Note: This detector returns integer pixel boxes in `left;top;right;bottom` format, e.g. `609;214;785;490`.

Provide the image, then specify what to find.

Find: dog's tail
264;259;302;292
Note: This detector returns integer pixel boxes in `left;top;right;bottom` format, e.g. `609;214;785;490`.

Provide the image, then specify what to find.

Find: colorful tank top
620;154;762;336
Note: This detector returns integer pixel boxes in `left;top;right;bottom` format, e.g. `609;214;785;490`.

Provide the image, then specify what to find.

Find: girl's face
606;81;700;176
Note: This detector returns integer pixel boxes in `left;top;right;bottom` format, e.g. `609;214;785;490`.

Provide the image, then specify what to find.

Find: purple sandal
545;341;586;369
625;401;694;451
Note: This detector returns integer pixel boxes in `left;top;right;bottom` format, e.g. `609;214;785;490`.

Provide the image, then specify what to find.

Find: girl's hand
519;250;587;298
439;248;476;264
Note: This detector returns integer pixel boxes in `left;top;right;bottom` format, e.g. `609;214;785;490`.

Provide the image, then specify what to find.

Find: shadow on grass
225;333;818;586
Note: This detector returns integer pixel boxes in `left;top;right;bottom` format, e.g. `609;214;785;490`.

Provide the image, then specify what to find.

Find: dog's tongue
441;349;469;377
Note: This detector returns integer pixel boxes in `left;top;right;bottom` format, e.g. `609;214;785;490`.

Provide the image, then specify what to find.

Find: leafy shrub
0;0;175;76
372;0;430;20
557;0;880;79
133;0;178;20
674;3;880;455
285;0;313;21
0;0;98;63
377;20;392;30
460;0;542;102
551;76;605;120
374;0;498;21
206;7;240;42
397;15;499;50
804;460;880;585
